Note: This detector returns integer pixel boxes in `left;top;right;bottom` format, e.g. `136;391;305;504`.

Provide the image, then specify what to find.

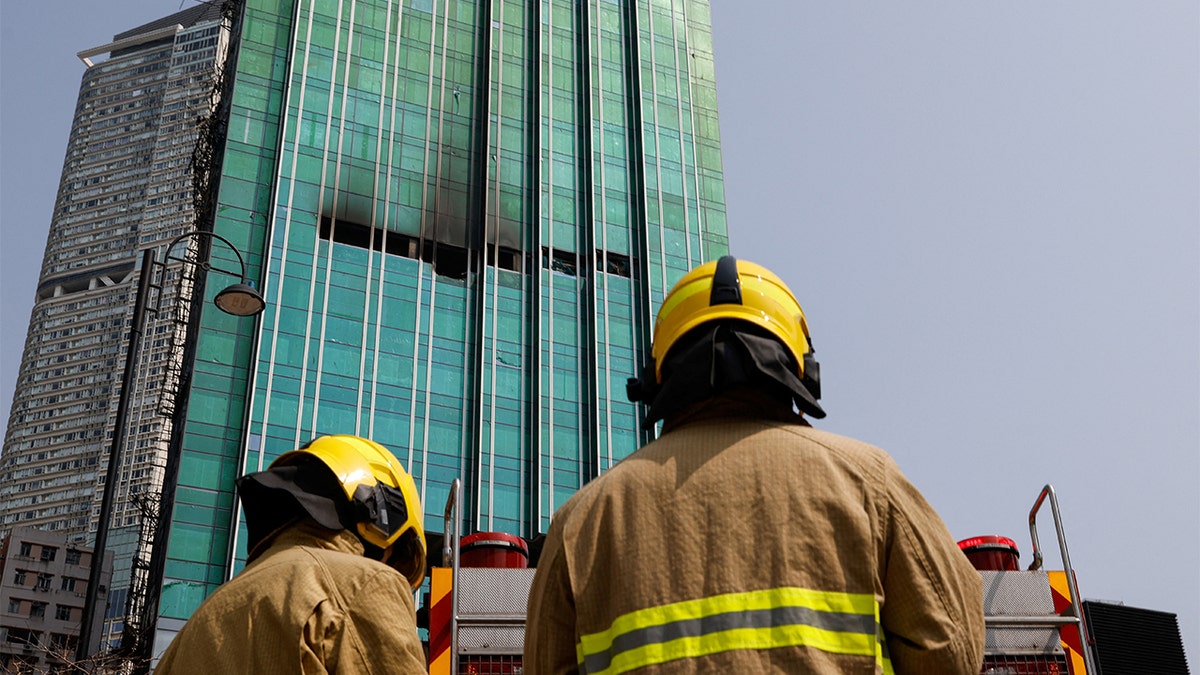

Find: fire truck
426;482;1190;674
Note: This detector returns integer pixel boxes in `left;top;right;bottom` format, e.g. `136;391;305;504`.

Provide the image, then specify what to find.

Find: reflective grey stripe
580;604;876;675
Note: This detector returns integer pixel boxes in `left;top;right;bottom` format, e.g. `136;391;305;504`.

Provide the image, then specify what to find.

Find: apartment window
5;627;39;645
30;602;47;618
60;577;77;592
13;570;26;585
18;542;32;557
36;573;52;591
50;632;73;650
66;549;82;565
7;599;19;613
55;605;72;621
41;546;58;562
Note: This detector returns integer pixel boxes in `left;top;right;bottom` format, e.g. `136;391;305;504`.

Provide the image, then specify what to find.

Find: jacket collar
662;390;812;434
256;519;365;561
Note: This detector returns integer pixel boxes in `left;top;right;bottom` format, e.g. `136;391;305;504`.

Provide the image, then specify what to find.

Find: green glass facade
154;0;726;647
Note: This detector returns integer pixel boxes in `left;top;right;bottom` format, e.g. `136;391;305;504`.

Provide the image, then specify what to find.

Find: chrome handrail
443;478;462;674
1026;484;1097;675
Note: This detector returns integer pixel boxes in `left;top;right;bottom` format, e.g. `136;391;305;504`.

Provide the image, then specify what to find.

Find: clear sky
2;0;1197;655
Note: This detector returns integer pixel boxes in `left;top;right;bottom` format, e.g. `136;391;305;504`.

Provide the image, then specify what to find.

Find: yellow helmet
272;435;426;588
653;256;816;381
628;256;822;417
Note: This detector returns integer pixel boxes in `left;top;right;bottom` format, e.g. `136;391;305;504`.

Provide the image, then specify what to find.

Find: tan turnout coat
525;406;985;674
156;520;427;674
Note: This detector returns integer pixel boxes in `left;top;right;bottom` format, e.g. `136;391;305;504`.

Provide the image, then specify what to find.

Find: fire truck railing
444;478;462;673
985;615;1079;626
442;477;533;673
978;483;1097;674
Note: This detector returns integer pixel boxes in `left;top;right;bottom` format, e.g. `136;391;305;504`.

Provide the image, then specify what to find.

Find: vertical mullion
410;0;446;510
310;0;356;436
576;0;599;482
473;0;500;532
592;0;615;473
543;0;557;523
368;0;406;439
259;0;315;464
359;0;400;438
670;0;696;270
526;0;544;535
625;0;655;447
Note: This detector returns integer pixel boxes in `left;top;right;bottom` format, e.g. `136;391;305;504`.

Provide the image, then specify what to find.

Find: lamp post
76;231;264;662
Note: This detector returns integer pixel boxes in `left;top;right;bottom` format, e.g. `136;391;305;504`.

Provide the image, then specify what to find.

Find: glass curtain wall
155;0;726;642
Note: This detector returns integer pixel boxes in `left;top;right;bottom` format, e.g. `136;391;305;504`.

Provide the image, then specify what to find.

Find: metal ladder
981;484;1098;674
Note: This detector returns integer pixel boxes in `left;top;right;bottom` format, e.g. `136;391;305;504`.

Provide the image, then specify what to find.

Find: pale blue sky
2;0;1197;653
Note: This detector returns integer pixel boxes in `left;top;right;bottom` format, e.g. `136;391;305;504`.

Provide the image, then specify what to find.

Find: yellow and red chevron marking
1047;570;1088;675
429;567;453;675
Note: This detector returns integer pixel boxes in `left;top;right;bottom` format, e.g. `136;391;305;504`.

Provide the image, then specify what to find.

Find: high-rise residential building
6;0;729;659
0;3;232;650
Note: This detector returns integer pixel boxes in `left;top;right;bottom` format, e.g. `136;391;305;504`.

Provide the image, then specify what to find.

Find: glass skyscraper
154;0;727;645
10;0;729;657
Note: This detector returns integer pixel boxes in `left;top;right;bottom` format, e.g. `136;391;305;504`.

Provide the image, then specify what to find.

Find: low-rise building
0;526;112;672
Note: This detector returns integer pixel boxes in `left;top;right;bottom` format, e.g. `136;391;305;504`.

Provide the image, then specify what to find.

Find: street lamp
214;282;266;317
76;231;264;662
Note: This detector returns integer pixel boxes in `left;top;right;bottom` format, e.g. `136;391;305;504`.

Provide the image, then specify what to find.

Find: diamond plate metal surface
981;571;1056;615
454;567;535;655
980;571;1065;655
456;568;537;616
458;625;526;654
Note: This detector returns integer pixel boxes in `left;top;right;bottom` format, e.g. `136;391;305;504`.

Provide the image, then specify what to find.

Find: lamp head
214;283;266;317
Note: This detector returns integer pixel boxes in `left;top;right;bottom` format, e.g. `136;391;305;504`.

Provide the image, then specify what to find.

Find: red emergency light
460;532;529;569
958;535;1020;572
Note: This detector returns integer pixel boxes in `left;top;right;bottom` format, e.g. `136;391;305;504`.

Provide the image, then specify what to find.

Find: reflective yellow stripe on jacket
575;587;895;675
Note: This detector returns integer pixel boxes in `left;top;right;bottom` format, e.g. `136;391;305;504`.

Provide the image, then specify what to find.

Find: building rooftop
113;1;226;43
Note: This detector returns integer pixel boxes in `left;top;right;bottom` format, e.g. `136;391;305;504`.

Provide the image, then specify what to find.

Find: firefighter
156;435;428;674
524;256;985;674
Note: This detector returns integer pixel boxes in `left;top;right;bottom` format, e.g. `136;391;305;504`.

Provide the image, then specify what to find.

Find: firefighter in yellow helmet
156;435;428;674
524;256;985;674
